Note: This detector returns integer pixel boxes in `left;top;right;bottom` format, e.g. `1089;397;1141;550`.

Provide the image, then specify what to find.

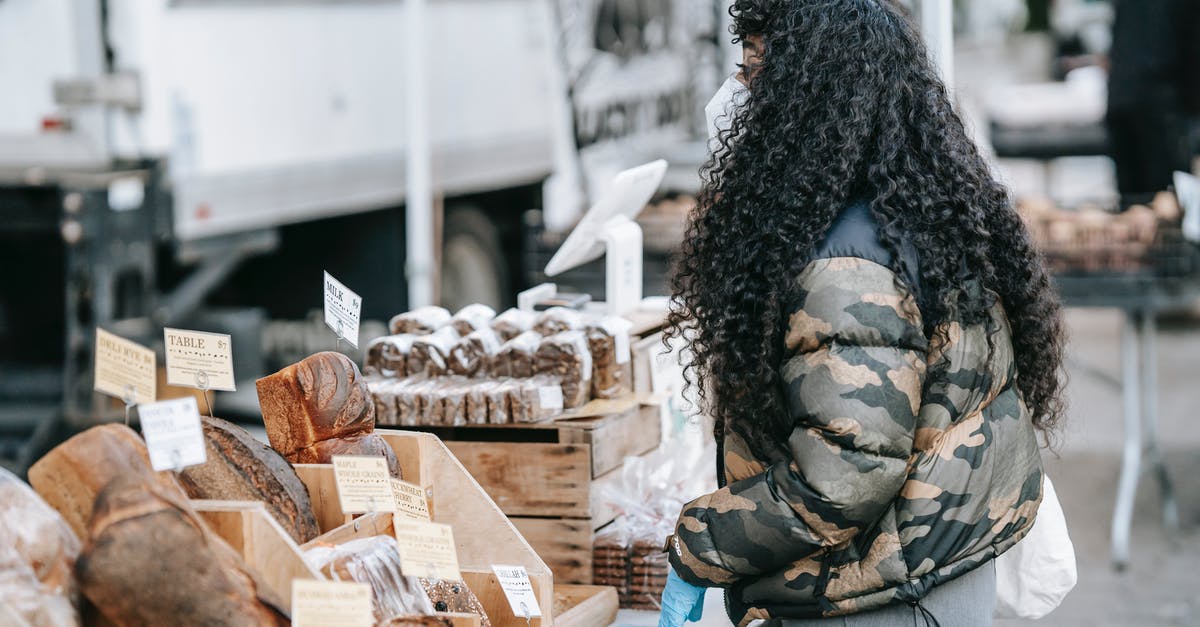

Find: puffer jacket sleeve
668;257;929;587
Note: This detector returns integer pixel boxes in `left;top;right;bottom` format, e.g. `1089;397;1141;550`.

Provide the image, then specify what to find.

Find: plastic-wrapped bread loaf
533;306;584;336
439;378;469;427
486;380;514;424
395;379;427;427
407;327;461;377
416;381;445;426
508;376;564;423
465;382;490;425
421;579;491;627
449;304;497;336
493;331;542;378
0;468;81;627
178;416;321;544
368;378;401;427
304;535;435;623
76;475;289;626
389;306;451;335
365;335;416;377
535;331;593;409
256;351;376;459
490;308;536;342
448;327;502;377
586;316;633;399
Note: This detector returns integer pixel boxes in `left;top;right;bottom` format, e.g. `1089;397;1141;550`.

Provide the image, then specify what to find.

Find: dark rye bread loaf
256;351;376;458
178;416;320;544
28;424;183;541
76;476;288;627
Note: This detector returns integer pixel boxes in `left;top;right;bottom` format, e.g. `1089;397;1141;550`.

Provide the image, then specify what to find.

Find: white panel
0;0;81;134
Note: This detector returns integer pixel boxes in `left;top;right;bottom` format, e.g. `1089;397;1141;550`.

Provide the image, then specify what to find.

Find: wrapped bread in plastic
0;468;80;627
365;335;417;377
535;331;593;409
389;306;451;335
407;328;461;377
493;331;542;378
486;380;514;424
395;379;430;427
448;327;502;377
421;579;491;627
304;535;435;623
508;376;564;423
416;381;446;426
439;378;469;427
533;306;584;336
586;316;633;399
368;378;401;426
465;382;491;425
490;308;536;342
449;304;497;336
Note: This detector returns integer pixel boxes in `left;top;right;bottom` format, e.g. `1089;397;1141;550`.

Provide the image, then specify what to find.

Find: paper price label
292;579;372;627
601;316;633;365
393;520;462;581
332;456;396;514
94;328;156;404
138;397;207;471
491;565;543;618
323;271;362;348
391;479;431;522
163;328;236;391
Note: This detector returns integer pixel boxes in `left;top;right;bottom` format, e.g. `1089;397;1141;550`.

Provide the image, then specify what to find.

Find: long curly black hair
666;0;1065;455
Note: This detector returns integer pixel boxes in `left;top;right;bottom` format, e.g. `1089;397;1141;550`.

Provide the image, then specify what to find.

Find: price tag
138;397;207;471
93;328;156;404
163;328;236;391
332;456;396;514
393;520;462;581
491;565;543;619
323;271;362;348
391;478;432;522
600;316;633;365
291;579;372;627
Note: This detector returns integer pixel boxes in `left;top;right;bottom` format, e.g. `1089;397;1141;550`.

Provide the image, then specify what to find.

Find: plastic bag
535;331;593;409
486;380;514;424
586;317;633;399
0;468;81;627
408;328;461;377
365;335;417;378
448;328;502;377
367;378;401;426
493;331;542;378
304;535;436;622
439;378;469;427
490;308;536;342
464;382;490;425
450;304;497;336
508;376;564;423
389;306;452;335
533;307;584;336
995;476;1076;619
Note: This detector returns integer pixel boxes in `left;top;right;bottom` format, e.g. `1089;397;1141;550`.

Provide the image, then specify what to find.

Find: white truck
0;0;726;458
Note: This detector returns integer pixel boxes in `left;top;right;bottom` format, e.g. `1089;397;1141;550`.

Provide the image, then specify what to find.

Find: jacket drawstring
909;600;942;627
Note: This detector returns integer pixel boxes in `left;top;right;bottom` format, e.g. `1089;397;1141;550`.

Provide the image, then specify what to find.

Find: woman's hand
657;567;706;627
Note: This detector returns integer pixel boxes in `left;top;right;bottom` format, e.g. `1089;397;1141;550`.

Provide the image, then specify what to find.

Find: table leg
1112;310;1141;570
1138;312;1180;531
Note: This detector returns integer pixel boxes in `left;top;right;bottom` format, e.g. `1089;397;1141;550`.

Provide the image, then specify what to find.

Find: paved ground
616;309;1200;626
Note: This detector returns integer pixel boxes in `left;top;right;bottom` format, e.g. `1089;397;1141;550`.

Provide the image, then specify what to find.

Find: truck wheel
441;207;507;312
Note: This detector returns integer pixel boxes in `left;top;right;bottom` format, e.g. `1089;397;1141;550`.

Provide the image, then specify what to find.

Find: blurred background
0;0;1197;624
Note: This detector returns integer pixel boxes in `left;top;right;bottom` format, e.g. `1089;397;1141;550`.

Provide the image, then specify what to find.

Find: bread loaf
533;307;584;336
304;535;435;622
291;432;401;478
535;331;593;409
494;331;541;378
177;416;320;544
449;304;496;336
447;328;501;377
365;335;416;377
390;306;451;335
587;317;632;399
257;351;375;459
407;328;460;377
490;308;535;342
28;423;184;540
76;476;288;626
0;468;81;627
421;579;491;627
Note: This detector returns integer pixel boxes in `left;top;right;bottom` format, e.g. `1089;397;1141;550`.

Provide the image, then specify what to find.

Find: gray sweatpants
772;561;997;627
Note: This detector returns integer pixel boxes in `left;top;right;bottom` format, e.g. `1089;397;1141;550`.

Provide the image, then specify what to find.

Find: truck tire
441;207;507;312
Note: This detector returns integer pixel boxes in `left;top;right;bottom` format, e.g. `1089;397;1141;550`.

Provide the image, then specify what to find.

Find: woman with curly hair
658;1;1065;625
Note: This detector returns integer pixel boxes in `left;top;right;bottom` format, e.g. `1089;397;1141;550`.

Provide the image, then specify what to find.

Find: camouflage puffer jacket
667;202;1044;624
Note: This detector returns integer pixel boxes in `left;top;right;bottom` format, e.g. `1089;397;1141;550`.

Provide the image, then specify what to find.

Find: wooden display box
193;430;618;626
401;396;662;585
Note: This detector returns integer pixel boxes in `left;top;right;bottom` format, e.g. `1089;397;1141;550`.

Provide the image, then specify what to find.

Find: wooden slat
511;518;593;584
293;463;354;533
442;441;592;518
559;403;661;478
299;511;394;551
437;612;482;627
554;585;619;627
192;500;323;613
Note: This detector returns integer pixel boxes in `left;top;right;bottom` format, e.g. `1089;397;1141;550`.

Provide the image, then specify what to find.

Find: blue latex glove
658;568;706;627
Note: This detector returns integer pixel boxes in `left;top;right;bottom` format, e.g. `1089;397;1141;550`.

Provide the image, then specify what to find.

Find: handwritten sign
163;328;236;391
492;565;543;618
138;397;206;471
393;520;462;581
291;580;372;627
390;479;432;522
324;271;362;348
332;456;396;514
93;328;156;404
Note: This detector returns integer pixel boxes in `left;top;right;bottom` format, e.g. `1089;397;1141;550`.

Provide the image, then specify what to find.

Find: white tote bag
994;476;1077;619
